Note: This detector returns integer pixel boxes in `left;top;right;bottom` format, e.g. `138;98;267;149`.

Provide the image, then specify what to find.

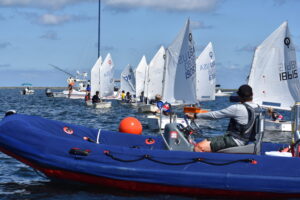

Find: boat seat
217;108;264;155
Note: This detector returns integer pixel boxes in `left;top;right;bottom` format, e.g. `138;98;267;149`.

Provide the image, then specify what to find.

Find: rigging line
49;64;75;77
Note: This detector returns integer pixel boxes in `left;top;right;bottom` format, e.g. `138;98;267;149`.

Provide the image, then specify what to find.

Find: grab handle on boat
69;148;90;156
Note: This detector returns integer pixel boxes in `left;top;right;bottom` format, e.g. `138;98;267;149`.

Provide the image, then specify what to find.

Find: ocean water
0;89;293;200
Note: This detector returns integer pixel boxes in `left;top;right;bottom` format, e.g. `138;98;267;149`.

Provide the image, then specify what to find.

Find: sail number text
279;70;298;81
278;60;298;81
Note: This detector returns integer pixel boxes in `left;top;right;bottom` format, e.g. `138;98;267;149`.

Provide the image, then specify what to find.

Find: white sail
90;56;102;97
248;21;300;110
163;19;197;104
135;55;148;98
144;46;166;100
195;42;216;101
99;53;114;98
120;64;136;95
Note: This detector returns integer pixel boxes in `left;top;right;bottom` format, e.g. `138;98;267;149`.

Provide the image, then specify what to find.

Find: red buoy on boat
119;117;142;135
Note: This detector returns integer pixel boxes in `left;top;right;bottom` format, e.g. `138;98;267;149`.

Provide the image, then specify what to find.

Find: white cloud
37;14;71;25
103;0;220;12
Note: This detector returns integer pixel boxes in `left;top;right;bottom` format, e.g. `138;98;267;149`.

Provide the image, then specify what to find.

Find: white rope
96;129;101;144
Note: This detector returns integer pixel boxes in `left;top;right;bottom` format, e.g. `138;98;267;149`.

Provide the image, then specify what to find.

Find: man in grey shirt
186;84;258;152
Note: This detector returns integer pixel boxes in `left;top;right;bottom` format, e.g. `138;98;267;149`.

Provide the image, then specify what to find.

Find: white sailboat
53;72;88;99
91;53;114;108
90;56;102;98
120;64;136;97
86;56;102;106
248;21;300;131
162;19;196;105
148;19;196;130
196;42;216;101
144;46;166;101
139;46;166;113
135;55;148;102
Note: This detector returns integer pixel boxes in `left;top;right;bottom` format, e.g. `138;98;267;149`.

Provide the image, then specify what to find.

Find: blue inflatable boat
0;114;300;198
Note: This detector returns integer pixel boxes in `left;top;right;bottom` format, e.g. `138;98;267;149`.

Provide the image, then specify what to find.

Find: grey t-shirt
195;102;258;145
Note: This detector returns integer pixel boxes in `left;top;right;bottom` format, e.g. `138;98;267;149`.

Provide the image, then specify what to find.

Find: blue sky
0;0;299;88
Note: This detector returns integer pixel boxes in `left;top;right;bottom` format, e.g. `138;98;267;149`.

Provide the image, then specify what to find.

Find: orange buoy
119;117;142;135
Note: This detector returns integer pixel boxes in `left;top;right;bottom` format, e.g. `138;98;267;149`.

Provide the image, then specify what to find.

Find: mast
98;0;101;58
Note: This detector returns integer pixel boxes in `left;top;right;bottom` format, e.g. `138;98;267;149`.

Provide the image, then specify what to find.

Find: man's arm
195;105;237;120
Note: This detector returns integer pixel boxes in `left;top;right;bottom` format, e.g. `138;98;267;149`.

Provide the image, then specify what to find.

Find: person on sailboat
267;108;284;122
125;92;132;103
67;77;75;98
150;94;162;105
139;91;145;103
186;84;258;153
92;91;101;104
85;84;91;101
121;90;126;102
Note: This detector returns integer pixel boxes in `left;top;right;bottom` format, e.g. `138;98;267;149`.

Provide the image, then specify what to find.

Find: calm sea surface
0;89;292;200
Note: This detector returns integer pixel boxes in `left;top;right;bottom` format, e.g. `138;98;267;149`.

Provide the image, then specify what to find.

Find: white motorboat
20;83;34;95
215;89;233;97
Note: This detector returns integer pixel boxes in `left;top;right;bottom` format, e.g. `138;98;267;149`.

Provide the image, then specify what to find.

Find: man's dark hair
237;84;253;101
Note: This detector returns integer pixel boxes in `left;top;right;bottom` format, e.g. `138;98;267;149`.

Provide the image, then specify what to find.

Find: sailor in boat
125;92;132;103
139;91;145;103
85;83;91;101
121;90;126;102
186;84;258;152
92;91;101;104
267;108;284;122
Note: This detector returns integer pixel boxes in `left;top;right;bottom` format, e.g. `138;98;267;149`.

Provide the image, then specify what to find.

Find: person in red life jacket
267;108;284;122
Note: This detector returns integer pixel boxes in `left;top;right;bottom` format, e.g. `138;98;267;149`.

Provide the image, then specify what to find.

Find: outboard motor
163;123;194;151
